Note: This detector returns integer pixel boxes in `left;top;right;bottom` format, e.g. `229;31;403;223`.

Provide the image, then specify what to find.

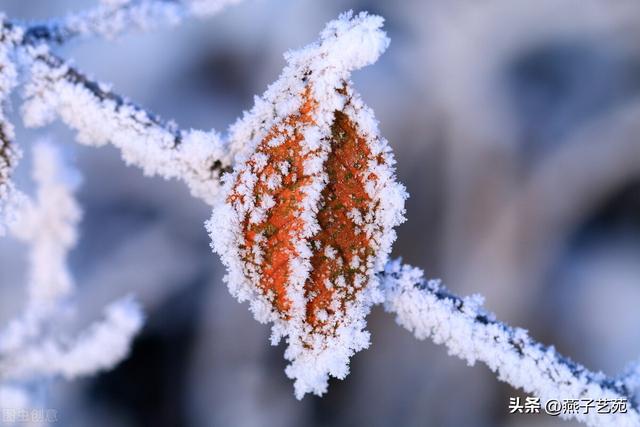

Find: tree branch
0;22;21;234
20;0;243;44
20;46;231;203
0;6;236;204
380;259;640;427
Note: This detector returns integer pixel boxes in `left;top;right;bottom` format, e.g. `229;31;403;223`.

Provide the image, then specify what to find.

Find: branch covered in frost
381;259;640;427
1;297;143;381
0;118;21;236
20;46;231;203
621;360;640;409
0;141;143;409
0;22;22;235
20;0;244;44
0;142;80;359
0;0;241;205
11;143;81;310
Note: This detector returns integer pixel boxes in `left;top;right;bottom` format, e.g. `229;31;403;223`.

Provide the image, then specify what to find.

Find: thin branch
621;360;640;409
0;0;240;204
20;0;243;44
381;259;640;427
0;141;143;405
0;117;20;233
12;33;232;203
0;22;22;234
24;48;231;203
1;296;143;381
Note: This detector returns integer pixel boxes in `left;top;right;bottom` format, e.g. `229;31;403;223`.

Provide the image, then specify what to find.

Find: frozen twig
381;259;640;427
11;143;81;309
1;296;144;381
0;22;22;235
0;141;143;410
21;47;231;204
621;360;640;409
20;0;244;44
0;0;242;205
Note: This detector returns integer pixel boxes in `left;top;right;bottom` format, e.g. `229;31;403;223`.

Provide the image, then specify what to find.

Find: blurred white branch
0;141;143;415
11;143;81;309
2;296;143;382
20;0;244;43
381;259;640;427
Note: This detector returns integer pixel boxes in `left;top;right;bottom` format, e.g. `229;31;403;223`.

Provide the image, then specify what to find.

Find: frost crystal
208;11;407;398
0;21;23;235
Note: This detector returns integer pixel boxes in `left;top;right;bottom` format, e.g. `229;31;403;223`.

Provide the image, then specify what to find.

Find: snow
623;360;640;408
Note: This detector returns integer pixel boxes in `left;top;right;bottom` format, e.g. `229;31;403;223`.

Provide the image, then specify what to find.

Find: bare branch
381;260;640;427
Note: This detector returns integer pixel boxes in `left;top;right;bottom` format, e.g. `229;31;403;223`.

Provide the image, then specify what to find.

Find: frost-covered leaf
208;11;407;398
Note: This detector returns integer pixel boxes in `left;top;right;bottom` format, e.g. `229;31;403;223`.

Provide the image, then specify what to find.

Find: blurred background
1;0;639;426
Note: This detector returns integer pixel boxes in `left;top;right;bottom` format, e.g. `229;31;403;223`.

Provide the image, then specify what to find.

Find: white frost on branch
20;46;230;204
0;0;245;207
622;360;640;409
0;141;143;413
23;0;244;43
381;259;640;427
10;142;81;310
0;21;23;236
2;297;143;381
